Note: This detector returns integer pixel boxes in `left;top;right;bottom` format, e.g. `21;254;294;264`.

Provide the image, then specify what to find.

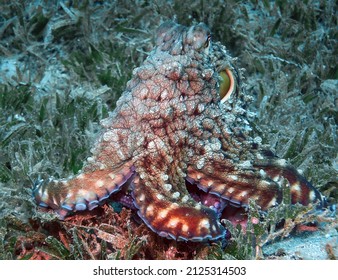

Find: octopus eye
204;34;211;48
219;68;236;103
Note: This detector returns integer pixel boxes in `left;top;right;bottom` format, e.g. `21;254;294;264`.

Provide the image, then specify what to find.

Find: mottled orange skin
34;22;323;241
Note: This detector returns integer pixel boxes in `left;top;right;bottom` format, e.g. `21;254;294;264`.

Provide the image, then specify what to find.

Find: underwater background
0;0;336;259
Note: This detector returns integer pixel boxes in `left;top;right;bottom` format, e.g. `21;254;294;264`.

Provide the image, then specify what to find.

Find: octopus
33;21;325;242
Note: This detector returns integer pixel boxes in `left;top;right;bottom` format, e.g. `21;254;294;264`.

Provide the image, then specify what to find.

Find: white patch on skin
240;191;248;198
259;169;266;177
60;180;69;186
238;160;252;168
210;140;221;151
256;153;264;160
272;175;280;182
212;225;217;232
99;163;106;170
40;191;50;201
139;87;148;98
146;204;154;216
199;218;210;230
227;187;234;194
156;193;164;200
291;183;301;193
138;193;145;202
277;159;287;166
161;174;169;181
254;136;262;144
267;197;277;208
172;192;180;199
87;157;95;163
160;89;169;99
164;184;172;192
52;197;59;206
171;203;179;208
181;195;189;203
182;224;189;233
194;203;202;210
117;150;126;160
196;174;202;180
196;158;205;169
197;103;205;113
103;131;115;142
158;209;168;219
65;192;73;199
207;180;213;187
147;140;156;150
95;180;105;188
168;218;179;228
229;175;238;181
309;190;316;201
213;184;226;193
241;191;248;197
108;173;116;180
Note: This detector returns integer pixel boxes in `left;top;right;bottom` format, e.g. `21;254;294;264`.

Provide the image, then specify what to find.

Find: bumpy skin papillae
34;22;324;242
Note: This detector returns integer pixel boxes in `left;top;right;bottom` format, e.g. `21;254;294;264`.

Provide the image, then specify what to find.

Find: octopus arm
187;154;324;211
131;175;225;241
186;164;282;211
33;162;134;218
253;157;325;207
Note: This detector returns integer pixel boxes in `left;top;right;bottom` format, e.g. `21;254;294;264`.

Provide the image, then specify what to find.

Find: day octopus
34;21;325;242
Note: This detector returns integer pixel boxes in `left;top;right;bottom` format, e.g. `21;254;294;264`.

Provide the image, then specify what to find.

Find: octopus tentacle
33;163;135;218
132;175;226;241
187;165;281;211
187;154;324;211
253;155;324;207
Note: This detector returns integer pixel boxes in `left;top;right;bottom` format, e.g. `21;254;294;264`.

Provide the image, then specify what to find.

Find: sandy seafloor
0;0;337;260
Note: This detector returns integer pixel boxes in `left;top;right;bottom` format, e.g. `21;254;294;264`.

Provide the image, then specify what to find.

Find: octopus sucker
33;21;325;242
